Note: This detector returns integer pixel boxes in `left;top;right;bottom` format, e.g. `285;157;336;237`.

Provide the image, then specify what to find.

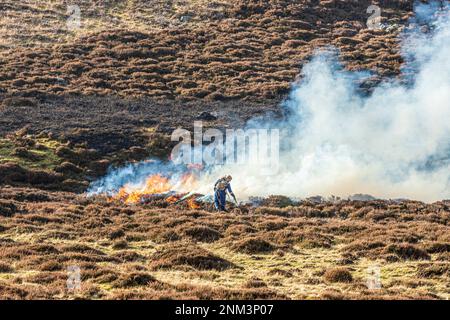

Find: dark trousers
214;190;226;211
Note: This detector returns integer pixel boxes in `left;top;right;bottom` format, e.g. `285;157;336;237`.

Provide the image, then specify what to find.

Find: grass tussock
323;268;353;283
0;187;448;300
150;243;235;271
114;272;157;288
0;262;13;273
386;244;431;261
232;237;276;254
182;225;222;243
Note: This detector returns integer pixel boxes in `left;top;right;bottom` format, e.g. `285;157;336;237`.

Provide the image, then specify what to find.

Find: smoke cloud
197;2;450;202
89;2;450;202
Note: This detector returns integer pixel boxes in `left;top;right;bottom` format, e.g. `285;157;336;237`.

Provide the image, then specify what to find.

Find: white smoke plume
89;2;450;202
197;2;450;202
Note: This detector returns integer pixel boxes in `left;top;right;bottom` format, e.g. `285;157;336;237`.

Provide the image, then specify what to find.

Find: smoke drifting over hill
198;2;449;202
90;2;450;202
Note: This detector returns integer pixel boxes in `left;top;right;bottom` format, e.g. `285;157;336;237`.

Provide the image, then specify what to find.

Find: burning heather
89;2;450;204
1;0;450;303
91;161;205;208
112;172;203;209
114;174;173;204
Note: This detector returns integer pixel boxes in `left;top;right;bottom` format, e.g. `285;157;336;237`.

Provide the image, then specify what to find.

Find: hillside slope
0;1;449;301
0;187;449;299
1;0;412;101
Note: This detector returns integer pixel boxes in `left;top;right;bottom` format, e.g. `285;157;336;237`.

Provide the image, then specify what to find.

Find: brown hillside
0;187;448;299
0;1;448;301
0;0;412;101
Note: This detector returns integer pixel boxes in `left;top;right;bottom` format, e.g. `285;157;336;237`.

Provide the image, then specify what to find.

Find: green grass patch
0;137;63;170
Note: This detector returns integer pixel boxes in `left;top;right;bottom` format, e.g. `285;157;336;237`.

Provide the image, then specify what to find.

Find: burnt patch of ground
0;95;277;193
0;95;279;156
0;1;448;300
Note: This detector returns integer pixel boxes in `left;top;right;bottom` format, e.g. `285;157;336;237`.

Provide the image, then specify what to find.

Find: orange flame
165;195;179;204
114;174;172;204
187;197;200;209
113;173;200;205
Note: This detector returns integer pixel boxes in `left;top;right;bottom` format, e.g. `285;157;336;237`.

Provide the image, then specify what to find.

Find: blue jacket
214;178;233;195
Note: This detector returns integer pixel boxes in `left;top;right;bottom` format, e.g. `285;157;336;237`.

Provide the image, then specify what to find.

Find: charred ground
0;0;416;167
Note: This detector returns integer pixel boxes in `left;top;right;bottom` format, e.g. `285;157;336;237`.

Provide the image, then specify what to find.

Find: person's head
225;175;232;182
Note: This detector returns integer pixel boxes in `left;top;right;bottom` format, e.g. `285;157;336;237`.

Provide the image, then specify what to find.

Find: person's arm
227;184;237;203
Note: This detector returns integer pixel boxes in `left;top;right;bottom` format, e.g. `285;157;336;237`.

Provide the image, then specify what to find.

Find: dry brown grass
0;0;448;300
323;267;353;283
0;187;448;299
150;243;236;271
232;237;276;254
0;0;412;101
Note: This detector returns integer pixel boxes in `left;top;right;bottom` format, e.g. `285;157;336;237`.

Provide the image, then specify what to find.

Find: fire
142;174;172;193
165;195;179;204
114;174;172;204
112;172;201;206
187;197;200;209
174;172;199;191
